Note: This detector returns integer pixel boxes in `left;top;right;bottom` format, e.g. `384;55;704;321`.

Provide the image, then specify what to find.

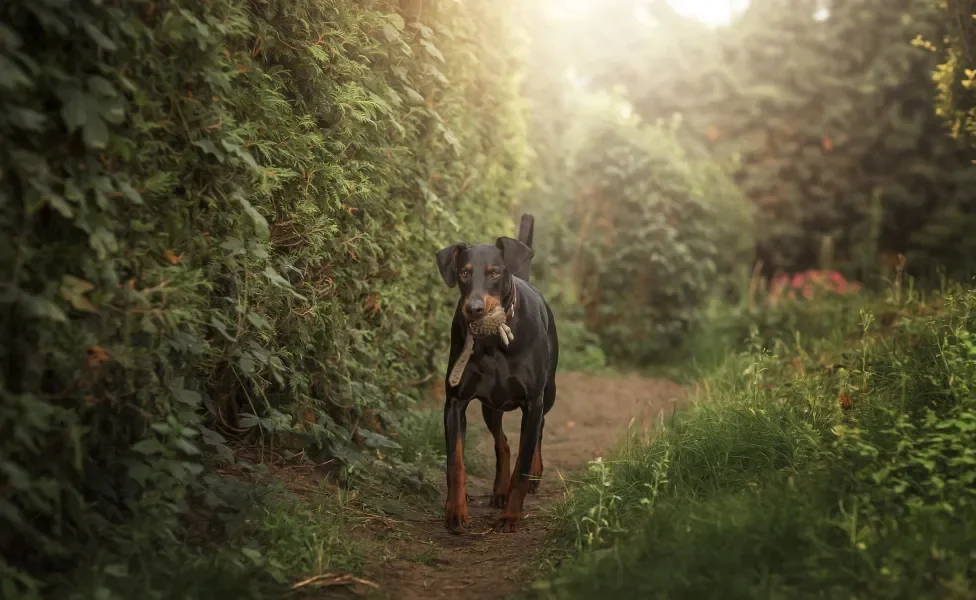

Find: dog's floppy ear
435;243;466;288
495;236;534;280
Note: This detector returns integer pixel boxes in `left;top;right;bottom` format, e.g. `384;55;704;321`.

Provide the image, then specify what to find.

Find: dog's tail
516;213;534;282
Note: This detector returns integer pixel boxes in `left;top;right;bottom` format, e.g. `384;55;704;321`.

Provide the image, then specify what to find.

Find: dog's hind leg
528;383;556;494
496;398;544;533
443;398;470;534
481;404;511;508
528;419;544;495
529;382;556;494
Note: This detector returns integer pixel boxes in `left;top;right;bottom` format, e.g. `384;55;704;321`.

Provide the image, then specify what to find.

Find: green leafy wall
0;0;526;589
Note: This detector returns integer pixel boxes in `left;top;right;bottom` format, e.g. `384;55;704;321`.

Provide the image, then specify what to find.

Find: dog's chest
465;348;521;410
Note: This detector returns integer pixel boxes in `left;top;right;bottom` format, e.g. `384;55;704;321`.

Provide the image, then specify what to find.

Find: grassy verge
532;285;976;599
34;404;456;600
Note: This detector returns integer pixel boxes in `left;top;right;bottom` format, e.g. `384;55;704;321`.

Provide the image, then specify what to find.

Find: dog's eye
490;270;501;279
458;270;470;282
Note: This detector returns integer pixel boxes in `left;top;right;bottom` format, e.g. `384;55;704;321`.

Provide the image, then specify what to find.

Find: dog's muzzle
468;305;507;336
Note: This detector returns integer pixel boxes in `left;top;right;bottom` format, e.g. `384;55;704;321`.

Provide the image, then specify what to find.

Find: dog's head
435;237;533;321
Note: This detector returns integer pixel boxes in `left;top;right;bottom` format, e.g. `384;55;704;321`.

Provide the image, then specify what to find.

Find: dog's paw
494;512;521;533
488;493;507;508
527;479;540;495
445;502;469;534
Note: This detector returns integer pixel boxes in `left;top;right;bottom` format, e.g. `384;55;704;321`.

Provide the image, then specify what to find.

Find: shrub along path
344;372;686;600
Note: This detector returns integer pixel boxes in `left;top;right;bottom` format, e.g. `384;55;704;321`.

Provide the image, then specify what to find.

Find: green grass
30;398;461;600
45;476;370;600
41;396;514;600
532;285;976;600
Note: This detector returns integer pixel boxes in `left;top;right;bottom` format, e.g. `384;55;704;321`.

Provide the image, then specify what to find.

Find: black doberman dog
434;214;558;533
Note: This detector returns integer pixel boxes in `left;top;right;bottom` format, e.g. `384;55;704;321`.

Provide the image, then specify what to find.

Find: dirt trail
360;372;687;600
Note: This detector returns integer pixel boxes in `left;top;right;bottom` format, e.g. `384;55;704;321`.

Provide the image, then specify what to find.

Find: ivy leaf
387;12;405;31
404;86;425;105
103;564;128;578
89;226;118;259
199;425;227;445
132;439;165;455
238;355;256;375
410;22;434;39
0;56;31;89
209;316;237;341
100;97;126;125
172;387;202;406
221;139;259;170
59;275;98;313
262;265;292;289
61;89;88;131
391;65;410;83
86;75;118;97
21;295;67;322
173;439;200;456
246;312;273;330
8;107;47;132
237;195;269;240
82;115;109;149
82;21;117;51
358;429;402;450
426;64;450;86
382;24;400;43
331;443;366;465
128;463;154;486
238;413;260;429
0;461;30;489
421;40;445;62
119;181;144;205
192;139;226;163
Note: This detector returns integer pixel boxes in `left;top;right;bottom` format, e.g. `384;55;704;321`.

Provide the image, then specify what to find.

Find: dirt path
360;372;687;600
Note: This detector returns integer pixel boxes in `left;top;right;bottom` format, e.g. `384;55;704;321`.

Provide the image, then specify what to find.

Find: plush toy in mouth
467;305;513;342
448;306;514;387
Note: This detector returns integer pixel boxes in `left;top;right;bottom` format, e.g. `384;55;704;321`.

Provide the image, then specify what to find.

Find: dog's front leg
482;404;511;508
443;397;469;533
495;398;543;533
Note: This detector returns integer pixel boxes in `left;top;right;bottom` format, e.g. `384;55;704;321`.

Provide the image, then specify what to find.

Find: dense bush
526;98;753;364
0;0;526;593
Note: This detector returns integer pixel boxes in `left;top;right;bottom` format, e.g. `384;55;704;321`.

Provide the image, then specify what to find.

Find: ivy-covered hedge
0;0;526;592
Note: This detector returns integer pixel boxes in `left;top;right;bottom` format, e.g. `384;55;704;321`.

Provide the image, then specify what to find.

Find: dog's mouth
468;305;507;337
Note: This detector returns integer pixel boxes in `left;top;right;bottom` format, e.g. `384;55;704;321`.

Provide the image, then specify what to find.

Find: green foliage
533;286;976;599
524;0;976;283
60;477;368;600
528;97;753;364
0;0;526;594
924;0;976;148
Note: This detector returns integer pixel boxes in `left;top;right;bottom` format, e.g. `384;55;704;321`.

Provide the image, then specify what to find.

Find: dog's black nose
465;299;485;318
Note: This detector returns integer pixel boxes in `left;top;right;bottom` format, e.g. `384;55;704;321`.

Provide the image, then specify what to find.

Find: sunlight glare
664;0;749;27
548;0;750;27
548;0;593;20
